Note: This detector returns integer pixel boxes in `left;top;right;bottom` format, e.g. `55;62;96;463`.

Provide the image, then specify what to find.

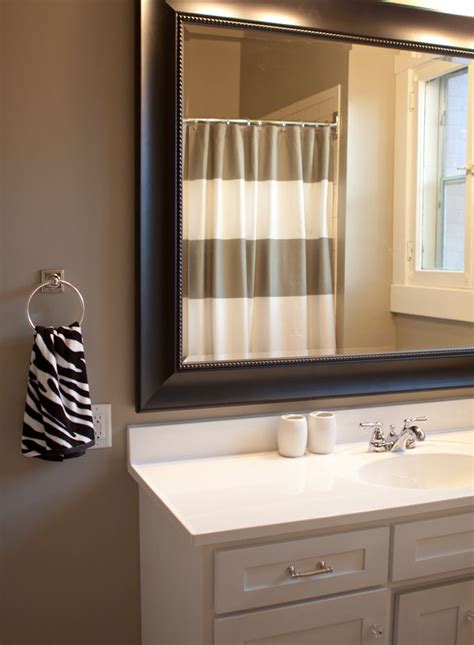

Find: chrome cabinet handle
370;624;384;639
286;560;333;578
466;610;474;621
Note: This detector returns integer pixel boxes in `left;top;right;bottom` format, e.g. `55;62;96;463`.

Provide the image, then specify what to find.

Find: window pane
421;67;467;272
443;70;468;178
442;180;465;271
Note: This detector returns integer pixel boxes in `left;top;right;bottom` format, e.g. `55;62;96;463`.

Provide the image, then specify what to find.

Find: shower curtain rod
183;114;339;129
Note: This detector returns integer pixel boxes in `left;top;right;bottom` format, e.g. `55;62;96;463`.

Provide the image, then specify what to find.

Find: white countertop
129;429;474;545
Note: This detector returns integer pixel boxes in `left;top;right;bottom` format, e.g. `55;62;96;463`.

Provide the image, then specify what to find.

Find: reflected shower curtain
182;122;336;361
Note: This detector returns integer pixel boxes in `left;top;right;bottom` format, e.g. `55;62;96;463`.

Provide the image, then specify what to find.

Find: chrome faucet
389;418;427;452
360;417;428;452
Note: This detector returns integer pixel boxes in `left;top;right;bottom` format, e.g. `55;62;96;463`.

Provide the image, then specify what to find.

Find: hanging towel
22;322;95;461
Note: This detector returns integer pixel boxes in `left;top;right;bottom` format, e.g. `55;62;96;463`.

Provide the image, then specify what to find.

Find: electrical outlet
91;404;112;448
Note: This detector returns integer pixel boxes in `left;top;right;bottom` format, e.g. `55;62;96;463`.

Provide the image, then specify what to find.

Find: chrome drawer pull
466;610;474;622
286;560;334;578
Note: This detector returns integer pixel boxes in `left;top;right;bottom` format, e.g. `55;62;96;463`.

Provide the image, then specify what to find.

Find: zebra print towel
22;323;95;461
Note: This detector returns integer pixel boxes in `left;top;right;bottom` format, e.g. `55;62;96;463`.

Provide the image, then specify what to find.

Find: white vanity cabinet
138;488;473;645
130;423;474;645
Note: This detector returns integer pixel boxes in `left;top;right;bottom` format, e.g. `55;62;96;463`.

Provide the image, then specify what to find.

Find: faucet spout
390;425;425;452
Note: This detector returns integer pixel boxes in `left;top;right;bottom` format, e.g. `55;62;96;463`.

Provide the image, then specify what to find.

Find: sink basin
358;453;474;490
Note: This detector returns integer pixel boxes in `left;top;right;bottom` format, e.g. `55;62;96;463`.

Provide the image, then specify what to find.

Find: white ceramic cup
278;414;307;458
308;411;337;454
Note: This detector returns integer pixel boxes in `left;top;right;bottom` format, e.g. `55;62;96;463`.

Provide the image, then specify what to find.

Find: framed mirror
137;0;474;411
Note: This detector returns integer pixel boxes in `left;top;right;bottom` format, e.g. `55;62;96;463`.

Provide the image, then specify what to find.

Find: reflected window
392;52;473;325
421;67;468;272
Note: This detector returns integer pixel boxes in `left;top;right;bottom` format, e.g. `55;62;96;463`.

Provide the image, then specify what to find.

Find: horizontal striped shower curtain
182;121;336;362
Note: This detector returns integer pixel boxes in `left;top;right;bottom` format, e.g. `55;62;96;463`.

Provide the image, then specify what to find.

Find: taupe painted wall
0;2;142;644
0;3;472;645
183;29;350;121
183;30;242;118
343;44;397;353
240;35;350;118
396;315;474;350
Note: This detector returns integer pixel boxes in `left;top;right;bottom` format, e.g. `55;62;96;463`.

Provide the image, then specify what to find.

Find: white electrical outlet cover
90;403;112;449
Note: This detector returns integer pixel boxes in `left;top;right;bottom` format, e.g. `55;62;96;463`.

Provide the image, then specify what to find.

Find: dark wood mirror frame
137;0;474;411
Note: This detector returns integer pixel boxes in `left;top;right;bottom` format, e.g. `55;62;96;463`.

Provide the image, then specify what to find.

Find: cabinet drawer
214;527;389;614
392;513;474;581
214;588;389;645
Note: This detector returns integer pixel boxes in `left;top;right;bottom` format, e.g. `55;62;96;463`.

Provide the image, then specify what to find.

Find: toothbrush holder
308;411;337;454
278;414;307;458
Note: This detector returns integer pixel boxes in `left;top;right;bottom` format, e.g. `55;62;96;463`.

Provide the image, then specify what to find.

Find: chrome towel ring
25;273;85;330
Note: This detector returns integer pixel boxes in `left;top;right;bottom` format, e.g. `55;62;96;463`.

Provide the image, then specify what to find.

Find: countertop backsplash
128;397;473;465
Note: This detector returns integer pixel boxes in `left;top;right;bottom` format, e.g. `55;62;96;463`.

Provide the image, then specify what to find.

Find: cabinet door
395;579;474;645
214;589;388;645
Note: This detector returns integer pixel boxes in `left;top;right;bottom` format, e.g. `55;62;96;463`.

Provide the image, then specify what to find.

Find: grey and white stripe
22;323;95;461
182;121;336;362
184;122;333;182
183;238;334;299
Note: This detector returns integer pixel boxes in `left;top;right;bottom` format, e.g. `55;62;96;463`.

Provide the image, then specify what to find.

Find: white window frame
391;53;474;323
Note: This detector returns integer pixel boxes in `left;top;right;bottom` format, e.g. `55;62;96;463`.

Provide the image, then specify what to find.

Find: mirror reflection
181;23;473;364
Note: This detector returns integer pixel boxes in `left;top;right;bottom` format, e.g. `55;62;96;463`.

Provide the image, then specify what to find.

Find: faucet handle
360;421;387;452
360;421;384;438
403;416;428;428
403;416;427;448
360;421;383;431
